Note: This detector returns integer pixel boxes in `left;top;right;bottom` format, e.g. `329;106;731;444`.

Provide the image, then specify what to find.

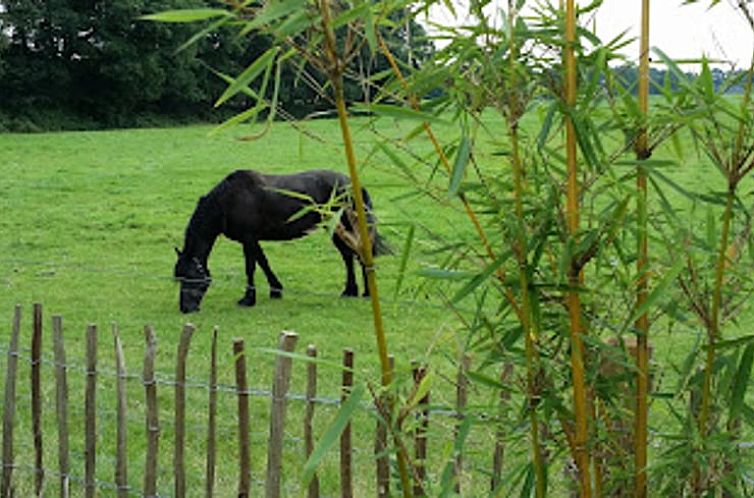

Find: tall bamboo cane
318;1;413;495
564;1;592;495
634;1;651;497
506;2;546;495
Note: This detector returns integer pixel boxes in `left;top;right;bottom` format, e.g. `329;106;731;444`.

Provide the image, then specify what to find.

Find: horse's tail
361;187;393;257
371;230;393;257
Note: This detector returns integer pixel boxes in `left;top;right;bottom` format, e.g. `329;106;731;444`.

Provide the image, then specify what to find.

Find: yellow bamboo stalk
565;1;592;496
634;1;650;497
506;3;545;495
318;1;412;495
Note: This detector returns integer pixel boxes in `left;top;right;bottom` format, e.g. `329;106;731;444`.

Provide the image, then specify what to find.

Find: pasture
0;118;483;496
1;111;753;496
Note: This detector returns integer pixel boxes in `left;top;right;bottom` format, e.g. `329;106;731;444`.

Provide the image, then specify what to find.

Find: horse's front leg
252;241;284;299
333;234;358;297
238;243;257;307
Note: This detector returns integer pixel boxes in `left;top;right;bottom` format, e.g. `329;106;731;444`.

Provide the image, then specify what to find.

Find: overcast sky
596;0;753;68
426;1;754;69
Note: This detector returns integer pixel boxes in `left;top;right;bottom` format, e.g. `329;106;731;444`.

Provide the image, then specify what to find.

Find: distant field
1;112;752;495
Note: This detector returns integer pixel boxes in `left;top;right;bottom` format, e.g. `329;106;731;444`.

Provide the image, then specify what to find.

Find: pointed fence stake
265;331;298;498
305;345;320;498
234;338;251;498
143;325;159;498
174;323;194;498
1;305;21;498
52;315;69;498
84;324;98;498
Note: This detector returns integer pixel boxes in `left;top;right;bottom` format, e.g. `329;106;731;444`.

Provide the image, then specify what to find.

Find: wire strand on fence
1;343;466;418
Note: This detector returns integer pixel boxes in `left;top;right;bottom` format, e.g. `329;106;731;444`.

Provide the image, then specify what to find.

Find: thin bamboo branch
564;1;592;496
634;1;651;497
507;2;545;496
375;31;524;323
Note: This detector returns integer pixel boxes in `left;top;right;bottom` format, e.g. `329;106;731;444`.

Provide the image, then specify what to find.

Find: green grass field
0;118;489;496
1;113;752;496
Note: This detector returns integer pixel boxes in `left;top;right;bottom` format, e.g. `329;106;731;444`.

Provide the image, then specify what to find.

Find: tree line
0;0;432;131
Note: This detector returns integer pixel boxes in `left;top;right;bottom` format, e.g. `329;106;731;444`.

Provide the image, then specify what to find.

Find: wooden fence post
304;345;319;498
174;323;194;498
413;362;429;497
1;305;21;498
265;331;299;498
454;354;471;494
52;315;69;498
113;324;128;498
340;349;354;498
375;355;393;498
31;303;44;497
234;338;251;498
84;324;98;498
206;327;218;498
143;325;159;498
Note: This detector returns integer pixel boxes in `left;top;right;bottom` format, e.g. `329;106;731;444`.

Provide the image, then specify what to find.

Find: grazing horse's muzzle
174;251;212;313
178;277;211;313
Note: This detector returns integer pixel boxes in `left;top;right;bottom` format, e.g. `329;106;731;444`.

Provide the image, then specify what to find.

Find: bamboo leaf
537;102;557;150
240;0;307;34
466;370;509;391
363;7;377;53
708;334;754;351
332;2;369;28
377;141;417;182
215;47;279;108
403;370;433;414
698;58;715;101
352;103;447;124
439;415;472;496
211;103;268;135
302;383;364;486
140;8;230;23
452;249;512;304
417;268;476;280
274;10;318;38
448;134;470;197
625;258;685;328
729;341;754;423
393;224;415;300
176;18;230;53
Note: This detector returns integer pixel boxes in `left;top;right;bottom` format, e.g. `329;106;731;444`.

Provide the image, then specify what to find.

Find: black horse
173;169;388;313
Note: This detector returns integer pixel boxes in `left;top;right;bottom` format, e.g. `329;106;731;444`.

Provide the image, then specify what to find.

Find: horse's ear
174;247;182;257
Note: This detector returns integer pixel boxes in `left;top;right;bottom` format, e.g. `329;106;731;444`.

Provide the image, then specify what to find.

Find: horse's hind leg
252;241;284;299
360;262;370;297
238;243;257;307
333;233;358;297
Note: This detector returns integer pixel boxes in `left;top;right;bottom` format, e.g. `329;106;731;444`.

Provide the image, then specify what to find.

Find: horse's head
173;248;211;313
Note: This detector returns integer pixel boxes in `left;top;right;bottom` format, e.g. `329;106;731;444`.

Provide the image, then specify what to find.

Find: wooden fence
0;303;483;498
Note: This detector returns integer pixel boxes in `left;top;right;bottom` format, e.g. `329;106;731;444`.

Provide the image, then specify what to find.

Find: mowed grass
1;111;753;496
0;118;484;496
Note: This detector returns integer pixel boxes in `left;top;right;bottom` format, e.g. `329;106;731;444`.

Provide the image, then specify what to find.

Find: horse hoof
341;289;358;298
362;292;370;298
270;288;283;299
238;296;256;307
